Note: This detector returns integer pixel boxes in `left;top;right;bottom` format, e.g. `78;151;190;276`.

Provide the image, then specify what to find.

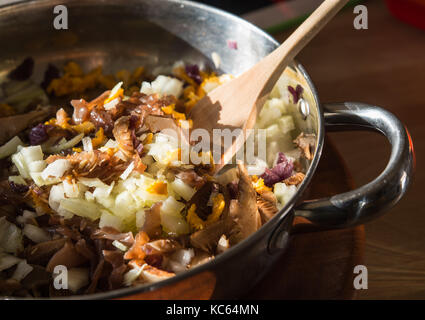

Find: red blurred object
385;0;425;30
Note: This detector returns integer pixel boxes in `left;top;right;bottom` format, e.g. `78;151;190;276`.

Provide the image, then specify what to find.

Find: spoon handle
253;0;350;101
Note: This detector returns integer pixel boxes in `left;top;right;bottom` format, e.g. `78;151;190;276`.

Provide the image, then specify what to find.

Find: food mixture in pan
0;58;314;297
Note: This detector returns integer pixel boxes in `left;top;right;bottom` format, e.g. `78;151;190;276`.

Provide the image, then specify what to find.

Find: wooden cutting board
245;137;365;299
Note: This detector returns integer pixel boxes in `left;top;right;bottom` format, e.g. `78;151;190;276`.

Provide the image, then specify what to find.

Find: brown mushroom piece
0;106;51;144
142;239;181;256
112;116;135;159
256;191;279;224
144;115;189;144
190;219;227;253
141;202;162;239
293;132;316;160
91;226;135;247
228;163;262;245
46;241;87;272
173;169;206;189
25;238;67;265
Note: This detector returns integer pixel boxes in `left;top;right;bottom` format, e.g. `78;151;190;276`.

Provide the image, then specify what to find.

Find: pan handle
294;102;414;229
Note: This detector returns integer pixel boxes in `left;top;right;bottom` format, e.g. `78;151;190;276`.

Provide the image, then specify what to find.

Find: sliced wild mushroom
141;202;162;239
173;169;206;189
138;264;175;283
91;226;135;247
46;241;87;272
144;115;189;144
0;106;51;144
190;219;227;253
294;133;316;160
228;163;262;245
187;181;220;220
189;250;214;268
256;191;278;224
112;116;135;159
283;172;306;186
141;239;181;256
25;238;67;265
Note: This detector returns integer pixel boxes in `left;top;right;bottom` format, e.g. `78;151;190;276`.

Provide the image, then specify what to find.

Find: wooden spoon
189;0;349;170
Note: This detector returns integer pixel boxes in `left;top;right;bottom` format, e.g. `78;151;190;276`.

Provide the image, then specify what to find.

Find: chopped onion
59;198;101;221
44;133;84;154
28;160;46;173
11;152;30;179
0;136;24;159
135;209;146;229
67;268;89;293
161;196;185;216
23;224;51;243
8;175;27;186
108;81;123;100
170;178;195;201
20;145;43;163
99;210;123;231
120;161;134;180
168;248;194;273
63;179;81;198
104;97;120;110
41;159;71;180
112;240;128;252
93;181;114;199
78;177;108;188
82;137;93;152
0;252;22;272
11;260;33;281
217;235;230;253
0;216;23;254
140;81;153;95
123;265;144;286
30;172;61;187
16;210;37;225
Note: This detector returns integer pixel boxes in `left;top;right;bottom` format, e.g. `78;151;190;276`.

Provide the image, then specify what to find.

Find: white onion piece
0;217;23;254
82;137;93;152
67;268;89;293
23;224;51;243
112;240;128;252
44;133;84;154
0;253;21;272
104;97;120;110
120;161;134;180
108;81;123;100
11;260;33;281
123;265;144;286
0;136;24;159
41;159;71;180
8;175;27;186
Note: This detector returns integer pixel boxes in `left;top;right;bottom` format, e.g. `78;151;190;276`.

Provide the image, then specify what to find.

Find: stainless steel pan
0;0;414;299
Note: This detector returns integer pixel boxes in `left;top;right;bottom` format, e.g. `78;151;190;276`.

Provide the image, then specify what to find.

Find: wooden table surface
274;0;424;299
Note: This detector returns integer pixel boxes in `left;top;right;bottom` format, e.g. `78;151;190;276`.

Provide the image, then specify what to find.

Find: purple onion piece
29;123;49;145
9;181;29;193
185;64;202;84
288;85;304;104
227;40;238;50
260;153;294;187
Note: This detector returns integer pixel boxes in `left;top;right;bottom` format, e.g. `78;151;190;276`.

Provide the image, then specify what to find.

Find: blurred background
194;0;424;299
